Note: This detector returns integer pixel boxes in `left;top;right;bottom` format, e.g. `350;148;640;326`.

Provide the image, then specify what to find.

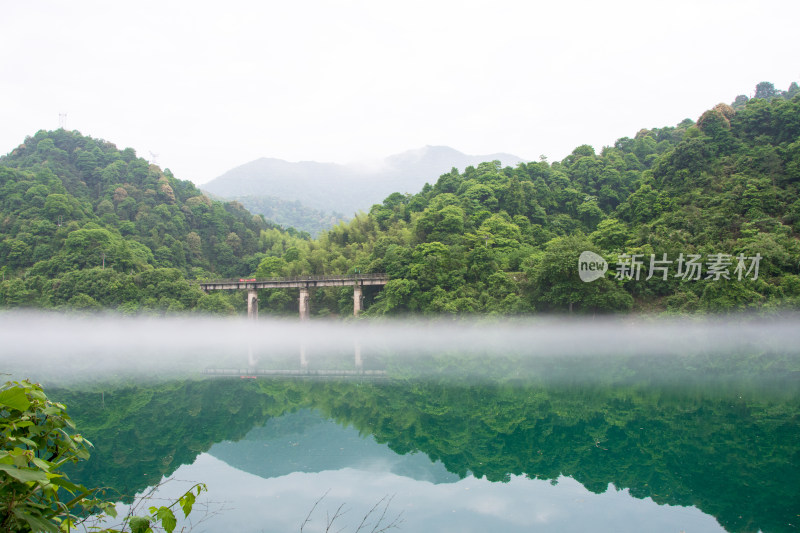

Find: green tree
0;379;206;532
589;218;628;251
754;81;778;100
576;197;603;229
527;235;632;313
369;278;418;314
44;194;72;221
409;242;461;292
255;256;286;278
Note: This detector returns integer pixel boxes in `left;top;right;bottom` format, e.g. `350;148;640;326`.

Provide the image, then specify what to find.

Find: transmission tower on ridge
58;113;67;129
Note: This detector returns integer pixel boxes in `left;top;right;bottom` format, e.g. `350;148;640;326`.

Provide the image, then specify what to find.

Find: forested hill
0;129;299;312
1;82;799;315
245;82;800;315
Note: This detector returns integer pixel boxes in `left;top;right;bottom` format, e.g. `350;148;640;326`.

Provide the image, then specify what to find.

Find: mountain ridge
2;81;798;315
202;145;526;234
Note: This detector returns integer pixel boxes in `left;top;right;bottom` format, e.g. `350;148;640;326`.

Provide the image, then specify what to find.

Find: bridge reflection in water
202;367;388;379
199;273;389;320
200;274;389;378
205;335;384;379
219;337;383;379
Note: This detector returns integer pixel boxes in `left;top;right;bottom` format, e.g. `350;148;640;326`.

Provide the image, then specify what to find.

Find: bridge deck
200;273;389;291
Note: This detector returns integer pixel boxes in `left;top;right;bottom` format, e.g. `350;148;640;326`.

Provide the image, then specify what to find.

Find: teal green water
50;360;799;533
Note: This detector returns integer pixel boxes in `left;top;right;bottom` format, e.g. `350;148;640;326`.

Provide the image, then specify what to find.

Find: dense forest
0;130;299;313
1;81;799;315
223;193;342;238
246;81;800;315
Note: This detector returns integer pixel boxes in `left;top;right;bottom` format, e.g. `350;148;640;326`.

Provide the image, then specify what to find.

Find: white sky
1;0;798;185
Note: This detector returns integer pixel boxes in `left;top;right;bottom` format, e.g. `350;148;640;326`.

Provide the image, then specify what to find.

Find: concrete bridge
200;273;389;319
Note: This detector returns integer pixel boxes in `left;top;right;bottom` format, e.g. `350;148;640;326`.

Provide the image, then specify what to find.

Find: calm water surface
46;365;798;533
3;314;799;532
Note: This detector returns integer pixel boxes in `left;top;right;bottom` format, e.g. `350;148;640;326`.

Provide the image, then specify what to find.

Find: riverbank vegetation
0;379;205;532
1;82;799;315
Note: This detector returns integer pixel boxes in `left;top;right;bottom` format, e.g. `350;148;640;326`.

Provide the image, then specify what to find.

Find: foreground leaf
129;515;152;533
0;463;49;483
154;506;177;533
0;387;31;412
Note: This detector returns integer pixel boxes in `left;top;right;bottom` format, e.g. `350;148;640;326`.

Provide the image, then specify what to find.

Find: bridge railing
199;273;388;284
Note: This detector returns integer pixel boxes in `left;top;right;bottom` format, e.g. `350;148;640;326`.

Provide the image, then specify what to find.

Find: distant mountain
208;409;459;484
380;146;526;190
224;194;344;238
202;146;526;234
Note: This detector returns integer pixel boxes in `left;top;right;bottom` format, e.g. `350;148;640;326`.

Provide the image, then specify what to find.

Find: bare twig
353;495;386;533
301;489;331;533
349;494;404;533
370;495;404;533
325;503;347;533
73;478;222;533
302;492;402;533
181;498;232;532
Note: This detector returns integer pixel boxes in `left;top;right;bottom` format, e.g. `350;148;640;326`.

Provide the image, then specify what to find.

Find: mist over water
2;310;799;385
2;312;796;533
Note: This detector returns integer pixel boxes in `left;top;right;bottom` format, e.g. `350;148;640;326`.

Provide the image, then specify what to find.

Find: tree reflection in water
53;351;799;533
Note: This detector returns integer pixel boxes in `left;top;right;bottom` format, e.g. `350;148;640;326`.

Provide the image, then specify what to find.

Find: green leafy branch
0;379;207;533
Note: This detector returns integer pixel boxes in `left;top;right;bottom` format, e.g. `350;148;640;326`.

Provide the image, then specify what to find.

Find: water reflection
136;457;724;533
6;314;798;530
51;371;799;533
208;409;458;484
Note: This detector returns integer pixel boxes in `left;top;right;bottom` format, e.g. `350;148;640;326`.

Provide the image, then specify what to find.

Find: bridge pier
247;289;258;320
299;287;310;320
200;274;388;320
353;285;363;316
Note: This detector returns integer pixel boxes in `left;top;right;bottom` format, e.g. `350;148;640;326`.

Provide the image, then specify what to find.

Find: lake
2;313;799;532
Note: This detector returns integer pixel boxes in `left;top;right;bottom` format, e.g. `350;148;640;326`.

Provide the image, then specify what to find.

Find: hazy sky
1;1;798;185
